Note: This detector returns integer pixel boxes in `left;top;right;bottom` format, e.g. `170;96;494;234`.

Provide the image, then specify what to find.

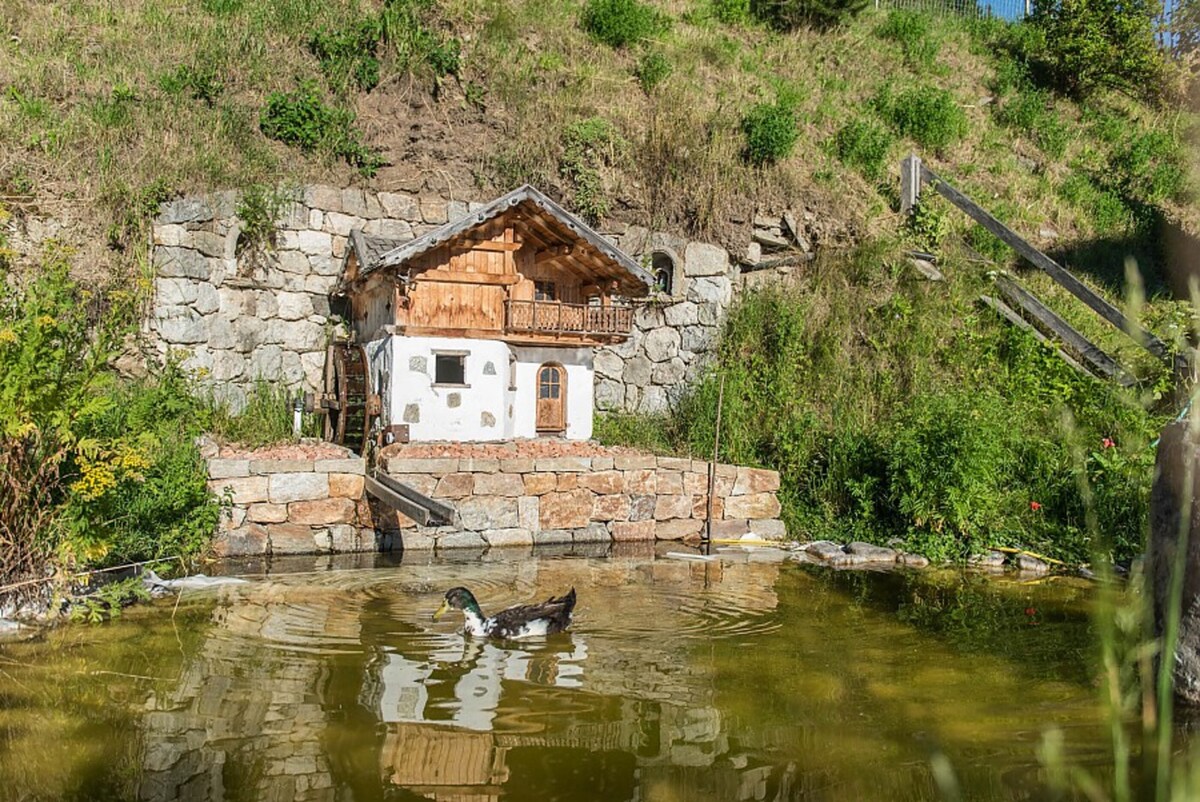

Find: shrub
635;50;673;93
1031;0;1164;99
1058;171;1134;232
235;184;289;253
832;118;893;181
259;84;384;176
158;63;224;105
208;379;300;448
1111;128;1189;205
560;116;626;223
874;84;967;152
995;88;1069;159
741;100;798;165
877;10;939;69
581;0;670;47
750;0;870;30
309;20;382;94
713;0;753;24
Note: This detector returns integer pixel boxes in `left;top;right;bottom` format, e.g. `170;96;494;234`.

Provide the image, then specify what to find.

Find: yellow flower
0;328;16;345
36;315;55;328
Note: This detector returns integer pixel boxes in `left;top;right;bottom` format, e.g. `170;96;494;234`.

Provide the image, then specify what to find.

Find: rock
1015;554;1050;574
683;242;729;277
158;198;212;225
623;355;653;385
653;494;693;521
277;292;315;321
539;489;594;530
579;471;623;495
518;496;539;530
268;473;329;504
639;386;669;414
898;553;930;568
733;467;781;495
207;459;250;480
522;473;558;496
209;476;269;505
643;328;681;363
591;494;631;522
595;379;624;410
805;540;845;561
575;522;612;543
686;276;732;306
266;523;323;555
664;302;699;327
288;498;357;525
247;503;288;524
656;518;703;540
213;524;269;557
379;192;419;220
473;472;525;497
534;530;574;546
594;349;624;380
652;358;686;386
612;520;655;541
724;493;782;520
485;528;534;547
457;497;519;530
748;519;787;540
439;530;487;549
433;473;474;498
845;542;898;563
753;228;791;250
909;258;944;281
969;550;1007;568
155;307;208;344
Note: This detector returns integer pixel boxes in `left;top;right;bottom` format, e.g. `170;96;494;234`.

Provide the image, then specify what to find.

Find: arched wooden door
535;363;566;434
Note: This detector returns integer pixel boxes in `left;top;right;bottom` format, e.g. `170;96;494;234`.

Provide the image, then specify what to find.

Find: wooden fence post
900;154;922;216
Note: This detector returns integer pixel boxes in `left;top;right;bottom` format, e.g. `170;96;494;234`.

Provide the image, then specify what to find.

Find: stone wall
380;451;785;551
208;453;373;557
149;187;748;414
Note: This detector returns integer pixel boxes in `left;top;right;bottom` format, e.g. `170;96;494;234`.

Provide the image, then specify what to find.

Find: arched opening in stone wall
651;250;677;296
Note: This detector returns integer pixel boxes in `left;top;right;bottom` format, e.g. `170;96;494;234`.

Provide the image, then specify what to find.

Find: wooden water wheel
317;341;380;453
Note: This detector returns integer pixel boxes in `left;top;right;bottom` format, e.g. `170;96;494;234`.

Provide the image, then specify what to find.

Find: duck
433;586;576;639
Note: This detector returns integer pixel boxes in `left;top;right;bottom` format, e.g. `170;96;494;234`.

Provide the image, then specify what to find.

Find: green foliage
1110;127;1189;205
581;0;671;47
235;184;289;252
876;11;939;69
594;411;678;454
1031;0;1164;99
259;83;384;176
994;88;1069;159
158;63;224;106
749;0;871;30
103;178;174;252
832;118;893;181
208;379;302;449
905;198;950;250
67;577;152;624
560;116;626;223
874;83;968;153
89;84;137;129
635;50;673;93
378;0;462;81
712;0;753;24
1058;170;1135;233
309;20;382;94
741;99;799;165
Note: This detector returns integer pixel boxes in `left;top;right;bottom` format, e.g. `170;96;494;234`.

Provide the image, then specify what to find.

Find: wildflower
0;328;16;345
1102;437;1115;449
1030;501;1042;511
1024;607;1037;617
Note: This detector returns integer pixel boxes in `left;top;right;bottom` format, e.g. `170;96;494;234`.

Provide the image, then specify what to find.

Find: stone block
447;199;469;222
612;520;655;542
438;530;487;550
247;503;289;524
592;456;615;471
534;530;573;545
724;492;782;520
655;471;684;494
683;472;709;495
687;275;733;306
733;467;781;495
714;463;738;478
391;473;438;496
591;494;631;522
305;185;342;211
523;473;558;496
268;523;326;555
420;198;448;224
433;473;474;498
535;457;591;472
654;495;694;521
207;459;250;480
399;529;438;550
459;458;500;472
656;519;704;540
539;489;594;530
379;192;419;220
518;496;539;531
594;350;624;380
330;525;371;552
329;474;366;499
684;241;730;277
623;355;652;385
579;470;623;495
458;497;519;530
749;519;788;540
615;454;657;470
268;472;329;504
643;328;681;363
657;456;691;472
209;476;269;505
289;498;357;525
629;495;656;521
574;523;611;543
500;458;535;473
387;458;459;475
155;247;210;280
213;524;269;557
219;505;246;531
557;474;578;491
692;494;723;520
474;472;525;496
250;459;314;474
709;519;751;539
276;292;315;321
664;302;699;327
485;528;534;547
623;469;657;494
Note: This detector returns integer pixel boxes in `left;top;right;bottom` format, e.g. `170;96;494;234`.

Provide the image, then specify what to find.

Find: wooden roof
341;185;652;296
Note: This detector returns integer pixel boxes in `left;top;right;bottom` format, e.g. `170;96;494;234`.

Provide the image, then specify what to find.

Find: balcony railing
505;300;634;337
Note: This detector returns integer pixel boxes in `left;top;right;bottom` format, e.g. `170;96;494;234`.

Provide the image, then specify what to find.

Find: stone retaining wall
208;455;373;557
380;453;785;551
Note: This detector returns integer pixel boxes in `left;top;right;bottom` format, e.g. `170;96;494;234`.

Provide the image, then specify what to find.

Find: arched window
651;251;675;295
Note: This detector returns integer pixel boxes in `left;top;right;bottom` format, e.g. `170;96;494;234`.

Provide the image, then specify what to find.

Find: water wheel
319;342;379;453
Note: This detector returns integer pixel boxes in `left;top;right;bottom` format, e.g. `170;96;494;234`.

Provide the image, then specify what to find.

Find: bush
741;100;798;165
208;379;300;448
1031;0;1164;99
560;116;626;223
750;0;870;30
832;118;893;181
635;50;673;93
309;20;382;94
713;0;753;24
235;184;288;252
995;88;1069;158
259;83;384;176
877;10;939;69
581;0;670;47
874;84;967;152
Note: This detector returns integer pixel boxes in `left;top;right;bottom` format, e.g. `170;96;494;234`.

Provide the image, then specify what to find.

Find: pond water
0;544;1107;802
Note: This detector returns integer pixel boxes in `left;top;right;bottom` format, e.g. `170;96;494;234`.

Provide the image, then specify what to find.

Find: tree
1031;0;1164;99
750;0;870;30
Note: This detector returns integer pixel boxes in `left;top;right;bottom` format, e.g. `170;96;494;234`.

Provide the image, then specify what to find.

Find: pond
0;543;1108;801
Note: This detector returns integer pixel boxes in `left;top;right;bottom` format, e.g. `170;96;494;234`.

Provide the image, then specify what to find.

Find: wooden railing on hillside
505;300;634;337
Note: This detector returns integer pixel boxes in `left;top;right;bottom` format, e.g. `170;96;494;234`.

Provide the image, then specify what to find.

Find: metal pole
704;372;726;555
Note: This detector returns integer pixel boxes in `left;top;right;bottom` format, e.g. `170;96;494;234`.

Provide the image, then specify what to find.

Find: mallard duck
433;586;576;639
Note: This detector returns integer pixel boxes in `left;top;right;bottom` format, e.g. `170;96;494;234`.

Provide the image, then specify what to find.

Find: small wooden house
338;185;651;441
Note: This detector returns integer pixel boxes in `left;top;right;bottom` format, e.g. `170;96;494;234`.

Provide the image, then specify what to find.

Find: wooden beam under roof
453;239;524;252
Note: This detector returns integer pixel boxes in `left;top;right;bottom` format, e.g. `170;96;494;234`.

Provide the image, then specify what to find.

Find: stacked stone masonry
379;452;785;551
150;186;769;414
208;451;785;556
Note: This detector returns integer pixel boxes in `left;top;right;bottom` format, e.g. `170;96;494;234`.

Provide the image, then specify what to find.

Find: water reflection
0;547;1106;802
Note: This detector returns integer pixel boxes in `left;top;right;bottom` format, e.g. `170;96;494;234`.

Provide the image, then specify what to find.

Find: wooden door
535;364;565;433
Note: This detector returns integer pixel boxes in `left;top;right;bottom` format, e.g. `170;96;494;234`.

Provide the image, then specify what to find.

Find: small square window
534;281;557;301
434;354;466;386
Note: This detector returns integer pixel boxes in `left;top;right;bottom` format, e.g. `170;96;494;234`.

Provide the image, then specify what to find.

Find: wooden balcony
505;299;634;339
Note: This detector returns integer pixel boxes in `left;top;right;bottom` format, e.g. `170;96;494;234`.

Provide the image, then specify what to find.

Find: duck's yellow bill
433;600;449;621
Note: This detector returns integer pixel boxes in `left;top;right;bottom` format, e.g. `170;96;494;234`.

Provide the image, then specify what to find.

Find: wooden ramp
365;470;455;526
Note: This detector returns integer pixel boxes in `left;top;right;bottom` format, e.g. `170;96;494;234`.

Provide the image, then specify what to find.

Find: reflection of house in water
136;553;790;802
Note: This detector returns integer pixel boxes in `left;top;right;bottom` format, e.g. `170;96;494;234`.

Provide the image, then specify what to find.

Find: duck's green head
434;587;481;620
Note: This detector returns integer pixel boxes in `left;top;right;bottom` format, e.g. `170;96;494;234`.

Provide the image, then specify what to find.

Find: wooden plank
900;154;921;216
415;270;519;286
373;471;456;523
920;164;1171;361
979;295;1099;380
365;475;436;526
995;276;1135;386
453;239;523;252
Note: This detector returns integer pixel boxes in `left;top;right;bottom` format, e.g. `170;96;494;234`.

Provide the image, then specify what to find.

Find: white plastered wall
509;345;594;441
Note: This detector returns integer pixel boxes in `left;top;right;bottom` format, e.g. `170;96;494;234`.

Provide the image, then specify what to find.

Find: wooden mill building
338;185;652;441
